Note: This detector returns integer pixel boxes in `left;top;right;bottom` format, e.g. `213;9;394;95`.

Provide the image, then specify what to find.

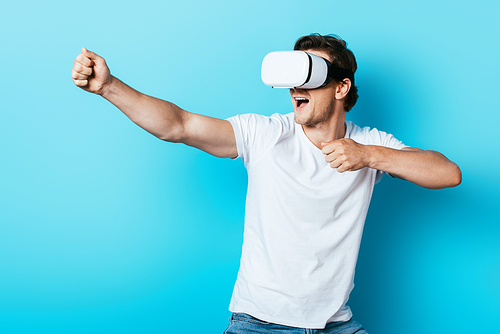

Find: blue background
0;0;499;333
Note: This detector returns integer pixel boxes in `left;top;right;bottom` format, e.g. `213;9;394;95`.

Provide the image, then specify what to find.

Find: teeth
295;97;308;101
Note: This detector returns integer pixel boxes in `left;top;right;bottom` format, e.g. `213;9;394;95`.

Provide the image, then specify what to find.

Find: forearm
367;146;462;189
101;76;186;142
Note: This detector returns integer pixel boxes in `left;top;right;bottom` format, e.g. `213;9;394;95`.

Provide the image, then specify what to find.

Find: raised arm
71;47;237;158
321;139;462;189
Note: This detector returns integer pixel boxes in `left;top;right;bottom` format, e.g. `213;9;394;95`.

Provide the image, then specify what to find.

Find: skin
71;47;461;189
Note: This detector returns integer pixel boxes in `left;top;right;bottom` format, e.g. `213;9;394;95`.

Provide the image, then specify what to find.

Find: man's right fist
71;47;112;96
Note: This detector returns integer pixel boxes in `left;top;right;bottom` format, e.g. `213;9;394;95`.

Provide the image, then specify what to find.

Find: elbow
425;163;462;189
433;151;462;188
439;163;461;188
450;164;462;187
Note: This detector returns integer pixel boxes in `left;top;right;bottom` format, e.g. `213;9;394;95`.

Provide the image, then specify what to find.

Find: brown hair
294;34;358;112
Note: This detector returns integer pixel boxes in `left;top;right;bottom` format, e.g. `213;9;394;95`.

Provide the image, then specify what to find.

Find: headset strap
327;65;355;86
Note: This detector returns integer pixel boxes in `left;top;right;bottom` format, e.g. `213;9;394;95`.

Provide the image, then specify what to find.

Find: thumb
321;142;328;147
82;47;105;66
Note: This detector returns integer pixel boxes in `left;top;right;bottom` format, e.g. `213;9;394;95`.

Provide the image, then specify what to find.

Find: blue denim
223;313;368;334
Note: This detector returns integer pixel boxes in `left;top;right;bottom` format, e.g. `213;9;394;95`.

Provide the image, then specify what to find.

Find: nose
291;87;306;94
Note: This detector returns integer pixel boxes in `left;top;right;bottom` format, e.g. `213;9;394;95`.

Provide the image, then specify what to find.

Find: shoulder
346;121;405;148
226;112;295;166
227;112;295;135
228;112;293;126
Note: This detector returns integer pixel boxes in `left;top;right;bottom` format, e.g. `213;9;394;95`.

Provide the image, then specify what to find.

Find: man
71;34;461;333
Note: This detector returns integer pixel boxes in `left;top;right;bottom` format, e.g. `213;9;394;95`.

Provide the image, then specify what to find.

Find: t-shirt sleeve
348;123;407;183
373;129;406;183
227;113;291;168
363;127;406;150
379;132;406;150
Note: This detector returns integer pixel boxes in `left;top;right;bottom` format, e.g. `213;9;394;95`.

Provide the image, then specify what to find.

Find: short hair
294;34;359;112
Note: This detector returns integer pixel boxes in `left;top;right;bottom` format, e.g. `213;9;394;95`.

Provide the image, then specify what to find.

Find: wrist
364;145;377;169
99;75;115;98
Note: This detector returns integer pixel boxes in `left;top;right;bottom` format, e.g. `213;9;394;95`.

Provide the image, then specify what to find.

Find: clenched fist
71;47;112;96
321;138;372;173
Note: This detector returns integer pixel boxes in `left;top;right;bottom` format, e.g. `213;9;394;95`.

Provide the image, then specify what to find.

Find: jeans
223;313;368;334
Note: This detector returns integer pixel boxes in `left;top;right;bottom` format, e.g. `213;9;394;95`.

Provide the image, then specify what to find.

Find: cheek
315;95;334;113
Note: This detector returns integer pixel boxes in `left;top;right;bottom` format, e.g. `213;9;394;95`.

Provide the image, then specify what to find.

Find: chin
294;110;317;126
294;112;308;125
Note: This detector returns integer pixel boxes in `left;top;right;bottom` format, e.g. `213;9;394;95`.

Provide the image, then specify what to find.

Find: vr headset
261;51;355;89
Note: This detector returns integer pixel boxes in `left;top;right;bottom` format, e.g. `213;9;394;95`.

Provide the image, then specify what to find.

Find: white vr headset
261;51;355;89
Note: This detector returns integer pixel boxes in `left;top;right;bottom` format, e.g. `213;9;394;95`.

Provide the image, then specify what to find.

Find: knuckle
77;54;88;64
72;68;84;79
81;66;89;75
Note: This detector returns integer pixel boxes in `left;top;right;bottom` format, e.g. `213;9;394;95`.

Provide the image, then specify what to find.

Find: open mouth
294;97;310;110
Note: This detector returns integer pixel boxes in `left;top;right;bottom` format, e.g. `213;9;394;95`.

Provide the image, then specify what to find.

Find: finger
73;78;88;87
325;152;341;163
329;160;342;169
336;164;347;173
71;68;89;80
73;61;93;76
76;53;94;67
335;159;352;173
321;142;332;154
330;154;349;168
82;47;106;67
322;142;340;155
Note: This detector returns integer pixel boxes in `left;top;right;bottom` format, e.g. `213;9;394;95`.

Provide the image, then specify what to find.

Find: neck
302;111;346;149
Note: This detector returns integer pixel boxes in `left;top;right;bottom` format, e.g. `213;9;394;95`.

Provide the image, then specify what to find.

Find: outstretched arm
71;48;237;158
321;139;462;189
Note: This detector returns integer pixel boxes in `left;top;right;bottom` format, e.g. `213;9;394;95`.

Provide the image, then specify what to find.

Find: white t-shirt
226;112;406;329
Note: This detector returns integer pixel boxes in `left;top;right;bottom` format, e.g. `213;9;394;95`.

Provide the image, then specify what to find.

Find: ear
334;79;352;100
